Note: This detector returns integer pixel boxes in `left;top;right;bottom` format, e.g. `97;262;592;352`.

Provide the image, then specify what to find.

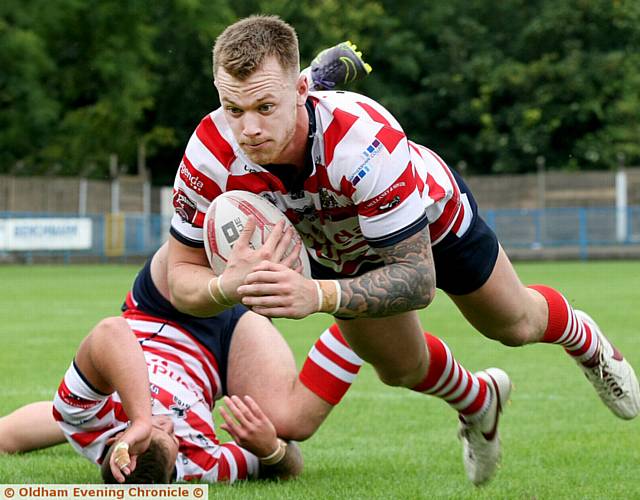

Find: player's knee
91;317;130;341
486;321;535;347
271;413;318;442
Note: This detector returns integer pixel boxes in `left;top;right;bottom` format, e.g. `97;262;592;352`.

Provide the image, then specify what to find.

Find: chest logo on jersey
349;139;382;186
179;161;205;193
173;189;197;223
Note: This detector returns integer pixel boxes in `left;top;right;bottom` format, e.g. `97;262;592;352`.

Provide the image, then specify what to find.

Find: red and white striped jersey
53;313;258;483
171;90;467;275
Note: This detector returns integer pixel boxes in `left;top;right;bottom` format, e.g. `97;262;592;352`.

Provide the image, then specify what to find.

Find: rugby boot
575;310;640;419
309;41;372;90
458;368;512;486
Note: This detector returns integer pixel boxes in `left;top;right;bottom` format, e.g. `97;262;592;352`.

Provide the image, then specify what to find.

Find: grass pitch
1;261;639;498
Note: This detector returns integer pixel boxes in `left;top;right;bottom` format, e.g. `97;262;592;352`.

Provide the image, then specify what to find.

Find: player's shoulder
310;90;403;131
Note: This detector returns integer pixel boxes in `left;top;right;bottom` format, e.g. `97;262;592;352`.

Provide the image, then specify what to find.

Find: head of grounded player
101;415;179;484
213;15;309;166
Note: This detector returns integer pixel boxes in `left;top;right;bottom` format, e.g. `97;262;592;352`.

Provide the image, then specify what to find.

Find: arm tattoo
336;225;436;318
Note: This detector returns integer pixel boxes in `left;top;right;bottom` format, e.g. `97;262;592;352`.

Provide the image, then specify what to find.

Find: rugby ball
203;190;311;278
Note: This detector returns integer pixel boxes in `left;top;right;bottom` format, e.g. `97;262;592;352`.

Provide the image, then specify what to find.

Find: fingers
236;217;257;248
242;395;267;421
225;395;258;427
262;220;286;253
272;226;294;263
281;241;303;270
110;441;131;483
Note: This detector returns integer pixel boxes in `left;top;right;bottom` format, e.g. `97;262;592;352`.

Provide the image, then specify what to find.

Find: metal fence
2;207;640;263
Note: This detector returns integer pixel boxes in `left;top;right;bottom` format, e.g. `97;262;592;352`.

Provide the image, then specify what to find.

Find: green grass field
1;261;639;498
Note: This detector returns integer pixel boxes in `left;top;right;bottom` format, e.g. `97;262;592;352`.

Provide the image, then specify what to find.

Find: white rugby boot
575;310;640;420
458;368;512;486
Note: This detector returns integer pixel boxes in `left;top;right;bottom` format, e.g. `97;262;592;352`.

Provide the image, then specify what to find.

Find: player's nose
241;113;262;138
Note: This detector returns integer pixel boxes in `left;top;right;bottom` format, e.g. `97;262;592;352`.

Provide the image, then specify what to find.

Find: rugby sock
299;324;363;405
529;285;601;365
412;333;491;421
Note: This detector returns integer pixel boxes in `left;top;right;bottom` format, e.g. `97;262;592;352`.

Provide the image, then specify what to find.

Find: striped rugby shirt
53;305;258;483
171;90;469;276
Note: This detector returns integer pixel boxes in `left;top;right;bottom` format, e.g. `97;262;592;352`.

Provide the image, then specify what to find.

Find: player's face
215;56;308;165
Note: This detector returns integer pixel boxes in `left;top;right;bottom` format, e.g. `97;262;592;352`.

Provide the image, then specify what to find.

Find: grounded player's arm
220;395;303;480
75;317;154;481
331;224;436;318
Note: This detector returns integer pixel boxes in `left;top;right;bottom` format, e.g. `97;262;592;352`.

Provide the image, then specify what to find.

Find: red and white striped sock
529;285;601;365
298;324;363;405
412;333;490;421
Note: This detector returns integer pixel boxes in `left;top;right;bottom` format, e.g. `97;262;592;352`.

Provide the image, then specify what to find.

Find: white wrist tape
217;274;232;304
331;280;341;315
313;280;323;312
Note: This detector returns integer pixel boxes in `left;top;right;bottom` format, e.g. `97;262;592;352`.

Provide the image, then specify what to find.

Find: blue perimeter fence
2;206;640;262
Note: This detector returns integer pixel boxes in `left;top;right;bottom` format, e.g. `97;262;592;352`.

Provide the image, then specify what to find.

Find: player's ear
295;72;309;106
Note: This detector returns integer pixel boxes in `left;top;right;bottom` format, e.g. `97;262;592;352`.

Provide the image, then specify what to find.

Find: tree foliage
1;0;639;180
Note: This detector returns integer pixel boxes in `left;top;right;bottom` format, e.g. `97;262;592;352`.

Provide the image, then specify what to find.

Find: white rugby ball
203;190;311;278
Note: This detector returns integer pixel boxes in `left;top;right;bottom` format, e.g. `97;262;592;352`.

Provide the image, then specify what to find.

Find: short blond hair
213;15;300;80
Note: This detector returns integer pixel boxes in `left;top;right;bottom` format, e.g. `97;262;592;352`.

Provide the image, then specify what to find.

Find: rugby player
165;15;640;486
0;41;372;484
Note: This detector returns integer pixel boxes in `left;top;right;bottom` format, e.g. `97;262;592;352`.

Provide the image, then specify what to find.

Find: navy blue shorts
310;170;499;296
122;259;249;394
431;170;499;295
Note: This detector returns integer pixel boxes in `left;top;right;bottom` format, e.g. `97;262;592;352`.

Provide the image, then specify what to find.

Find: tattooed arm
334;225;436;318
237;224;435;319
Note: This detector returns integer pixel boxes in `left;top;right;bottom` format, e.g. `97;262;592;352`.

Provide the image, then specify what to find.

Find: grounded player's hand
219;395;278;458
222;217;296;301
107;420;152;483
237;261;318;319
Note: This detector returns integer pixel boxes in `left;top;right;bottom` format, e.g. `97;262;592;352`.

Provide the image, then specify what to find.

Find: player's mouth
243;140;270;149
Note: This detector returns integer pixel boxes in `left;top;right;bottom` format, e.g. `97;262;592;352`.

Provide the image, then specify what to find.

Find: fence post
536;156;546;248
615;153;628;243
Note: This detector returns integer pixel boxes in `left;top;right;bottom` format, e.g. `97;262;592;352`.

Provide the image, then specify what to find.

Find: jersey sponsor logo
349;139;382;186
179;161;205;193
173;189;198;223
363;181;407;211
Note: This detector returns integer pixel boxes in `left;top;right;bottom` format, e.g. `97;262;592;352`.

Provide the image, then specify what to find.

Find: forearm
318;228;436;318
168;261;232;317
166;236;233;317
77;318;152;426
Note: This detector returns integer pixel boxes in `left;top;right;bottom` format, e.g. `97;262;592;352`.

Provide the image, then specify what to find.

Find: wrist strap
208;277;232;307
331;280;341;315
217;274;232;304
260;439;287;465
313;280;323;313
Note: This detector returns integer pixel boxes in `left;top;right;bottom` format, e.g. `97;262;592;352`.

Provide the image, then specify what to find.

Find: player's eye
226;106;243;116
258;103;274;113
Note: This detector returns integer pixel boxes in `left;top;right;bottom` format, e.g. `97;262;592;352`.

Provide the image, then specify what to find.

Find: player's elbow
412;268;436;310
